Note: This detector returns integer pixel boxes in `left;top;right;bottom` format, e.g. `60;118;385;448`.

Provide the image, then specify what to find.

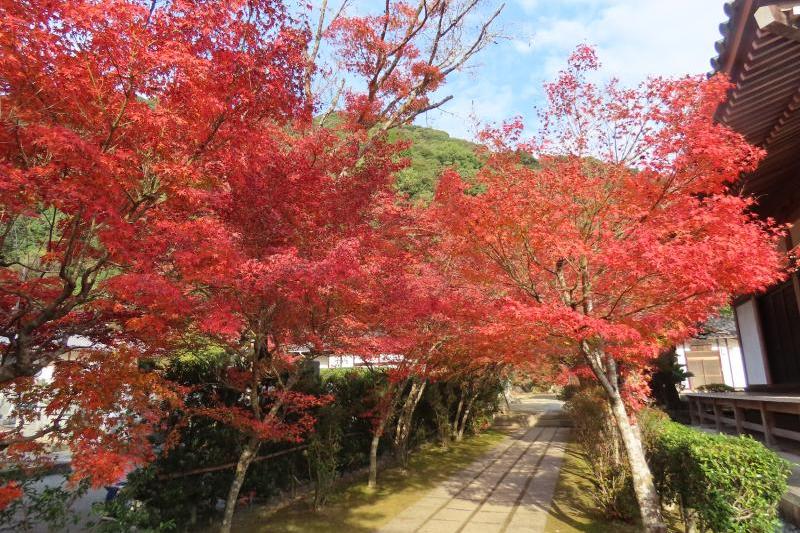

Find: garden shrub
0;468;91;532
93;365;503;530
557;384;580;402
640;408;790;532
305;404;343;510
564;387;638;521
695;383;734;393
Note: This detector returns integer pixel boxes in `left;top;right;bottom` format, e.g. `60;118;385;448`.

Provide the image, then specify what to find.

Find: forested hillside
392;125;539;202
391;126;481;202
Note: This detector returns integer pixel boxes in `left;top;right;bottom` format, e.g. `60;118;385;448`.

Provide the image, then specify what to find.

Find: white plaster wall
321;355;358;369
718;338;747;389
675;344;691;389
734;299;768;385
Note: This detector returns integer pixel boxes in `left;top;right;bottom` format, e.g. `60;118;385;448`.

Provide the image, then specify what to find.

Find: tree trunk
219;437;259;533
452;388;465;438
394;380;426;469
583;345;666;533
456;392;477;442
431;386;451;449
368;413;389;489
607;389;665;532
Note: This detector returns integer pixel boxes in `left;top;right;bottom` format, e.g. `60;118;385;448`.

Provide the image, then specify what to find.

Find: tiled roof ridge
710;0;745;75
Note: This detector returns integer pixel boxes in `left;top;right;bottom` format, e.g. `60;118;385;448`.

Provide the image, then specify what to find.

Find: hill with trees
391;126;481;202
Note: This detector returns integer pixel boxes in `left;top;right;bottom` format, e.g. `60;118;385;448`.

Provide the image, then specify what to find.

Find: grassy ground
232;430;506;533
234;431;679;533
543;442;641;533
544;442;683;533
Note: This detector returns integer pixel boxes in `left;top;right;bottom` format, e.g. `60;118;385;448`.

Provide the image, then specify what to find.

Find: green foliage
389;126;481;202
695;383;734;393
93;492;177;533
306;404;343;510
564;387;639;522
0;468;91;532
640;408;790;532
650;349;691;413
1;209;58;269
95;360;503;529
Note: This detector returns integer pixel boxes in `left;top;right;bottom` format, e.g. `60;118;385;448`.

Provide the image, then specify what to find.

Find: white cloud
529;0;723;83
516;0;539;13
422;75;519;139
424;0;726;139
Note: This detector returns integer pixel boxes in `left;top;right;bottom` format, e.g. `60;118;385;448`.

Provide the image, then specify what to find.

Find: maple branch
318;78;345;128
439;4;504;79
305;0;330;102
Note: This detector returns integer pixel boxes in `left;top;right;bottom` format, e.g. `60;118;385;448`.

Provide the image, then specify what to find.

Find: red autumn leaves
0;3;787;526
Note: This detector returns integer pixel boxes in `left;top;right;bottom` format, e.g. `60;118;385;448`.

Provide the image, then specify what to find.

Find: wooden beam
765;90;800;147
755;5;800;43
733;404;745;434
713;400;724;432
723;0;756;74
759;401;776;446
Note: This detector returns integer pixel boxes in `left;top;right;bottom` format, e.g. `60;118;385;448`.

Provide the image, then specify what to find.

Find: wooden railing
684;392;800;446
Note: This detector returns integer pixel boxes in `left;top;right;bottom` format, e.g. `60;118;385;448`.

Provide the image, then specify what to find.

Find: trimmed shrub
557;384;580;402
695;383;734;393
640;408;790;532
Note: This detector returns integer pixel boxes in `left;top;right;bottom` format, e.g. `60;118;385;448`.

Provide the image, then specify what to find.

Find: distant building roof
696;314;738;339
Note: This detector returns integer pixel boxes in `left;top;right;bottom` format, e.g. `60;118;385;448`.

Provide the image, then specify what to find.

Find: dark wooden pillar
712;400;723;432
759;401;776;447
733;403;745;435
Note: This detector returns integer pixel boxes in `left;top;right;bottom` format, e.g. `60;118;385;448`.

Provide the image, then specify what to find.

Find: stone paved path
379;421;569;533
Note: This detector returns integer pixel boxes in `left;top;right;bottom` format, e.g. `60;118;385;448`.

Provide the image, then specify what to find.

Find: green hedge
640;409;790;532
95;368;503;530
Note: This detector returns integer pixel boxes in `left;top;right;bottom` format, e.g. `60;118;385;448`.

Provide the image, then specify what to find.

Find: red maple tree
0;0;311;507
143;2;504;529
433;46;786;532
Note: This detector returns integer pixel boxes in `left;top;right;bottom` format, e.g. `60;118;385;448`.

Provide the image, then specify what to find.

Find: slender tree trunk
220;437;259;533
452;388;465;438
394;380;426;469
583;345;666;533
500;387;511;414
368;431;380;488
432;386;451;449
219;337;294;532
456;392;477;442
368;411;391;489
607;389;665;532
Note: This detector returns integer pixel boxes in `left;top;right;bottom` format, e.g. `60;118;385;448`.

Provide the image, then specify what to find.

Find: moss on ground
232;430;506;533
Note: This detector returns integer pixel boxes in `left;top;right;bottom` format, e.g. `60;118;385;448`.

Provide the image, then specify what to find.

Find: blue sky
328;0;727;140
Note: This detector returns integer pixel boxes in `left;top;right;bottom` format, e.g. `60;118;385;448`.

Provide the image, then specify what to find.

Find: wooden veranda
685;391;800;447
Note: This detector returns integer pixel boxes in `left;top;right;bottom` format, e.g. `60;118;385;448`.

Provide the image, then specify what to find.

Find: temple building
684;1;800;455
714;1;800;390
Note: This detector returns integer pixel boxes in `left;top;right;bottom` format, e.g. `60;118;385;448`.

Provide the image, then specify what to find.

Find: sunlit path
380;399;569;533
